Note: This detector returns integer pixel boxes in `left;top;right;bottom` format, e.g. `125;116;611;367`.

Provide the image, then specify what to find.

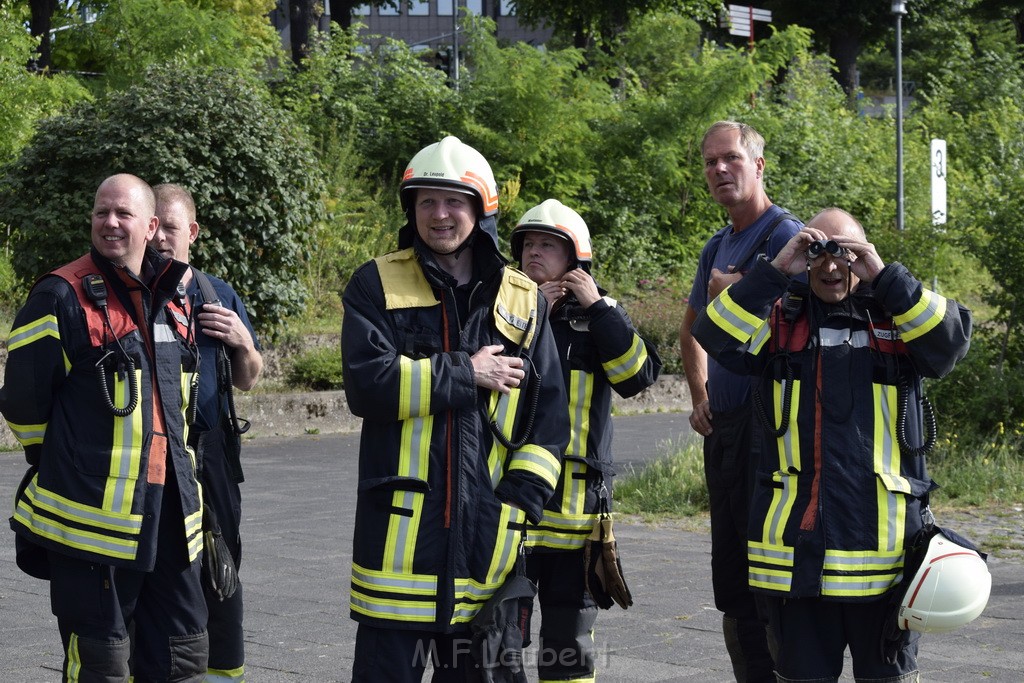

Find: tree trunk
330;0;355;30
28;0;58;70
289;0;315;66
830;28;862;95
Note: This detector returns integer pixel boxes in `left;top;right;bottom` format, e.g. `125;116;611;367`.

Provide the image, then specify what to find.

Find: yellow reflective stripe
384;489;424;574
350;562;438;621
6;421;47;446
824;548;904;571
893;289;946;342
761;379;800;546
601;333;648;385
485;504;524;585
350;588;436;622
206;665;245;682
7;314;59;351
527;509;594;550
21;477;142;534
560;459;587;516
707;287;764;342
66;632;82;681
748;566;792;591
398;356;431;420
14;495;139;560
508;444;560;488
821;572;899;597
749;319;771;355
486;389;522;488
873;383;904;554
105;368;143;515
352;562;438;594
185;508;203;562
567;370;592;458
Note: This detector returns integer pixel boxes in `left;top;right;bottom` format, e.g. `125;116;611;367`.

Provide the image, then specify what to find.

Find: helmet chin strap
434;230;476;259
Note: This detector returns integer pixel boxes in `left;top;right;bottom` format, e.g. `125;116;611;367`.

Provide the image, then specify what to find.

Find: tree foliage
0;5;90;165
0;63;325;336
50;0;282;89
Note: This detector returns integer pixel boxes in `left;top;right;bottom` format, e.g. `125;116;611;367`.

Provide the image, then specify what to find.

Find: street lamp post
893;1;907;231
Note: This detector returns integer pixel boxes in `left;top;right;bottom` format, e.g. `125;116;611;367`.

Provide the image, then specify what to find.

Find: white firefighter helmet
400;136;499;217
510;198;593;266
898;531;992;633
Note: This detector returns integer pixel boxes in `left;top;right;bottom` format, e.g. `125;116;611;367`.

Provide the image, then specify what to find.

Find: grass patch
928;432;1024;507
614;438;708;519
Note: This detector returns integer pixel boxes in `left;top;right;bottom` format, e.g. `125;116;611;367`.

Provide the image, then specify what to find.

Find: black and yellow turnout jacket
2;248;200;577
528;292;661;551
692;256;971;601
341;234;569;632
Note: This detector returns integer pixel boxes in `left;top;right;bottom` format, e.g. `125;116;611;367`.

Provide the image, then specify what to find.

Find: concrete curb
0;375;694;450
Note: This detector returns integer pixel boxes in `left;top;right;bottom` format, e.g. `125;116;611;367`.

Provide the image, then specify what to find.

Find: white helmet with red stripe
400;136;499;217
898;530;991;633
510;199;593;269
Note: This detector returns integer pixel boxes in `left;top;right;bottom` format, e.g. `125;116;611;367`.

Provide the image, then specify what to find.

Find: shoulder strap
709;210;797;271
374;248;439;310
191;267;221;306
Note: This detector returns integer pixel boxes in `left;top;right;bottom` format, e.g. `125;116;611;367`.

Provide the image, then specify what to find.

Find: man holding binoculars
692;207;972;682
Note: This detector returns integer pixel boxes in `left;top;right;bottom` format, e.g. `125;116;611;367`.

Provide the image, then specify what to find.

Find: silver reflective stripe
818;328;870;348
153;321;176;343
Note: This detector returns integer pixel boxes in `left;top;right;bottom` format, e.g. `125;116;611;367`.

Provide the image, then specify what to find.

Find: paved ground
1;412;1022;681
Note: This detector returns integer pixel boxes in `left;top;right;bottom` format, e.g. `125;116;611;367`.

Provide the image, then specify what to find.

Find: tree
27;0;58;70
328;0;406;31
509;0;719;50
289;0;319;65
0;4;89;165
761;0;894;94
0;63;325;335
48;0;282;89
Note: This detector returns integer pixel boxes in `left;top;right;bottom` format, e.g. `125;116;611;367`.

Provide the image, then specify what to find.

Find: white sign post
931;139;947;225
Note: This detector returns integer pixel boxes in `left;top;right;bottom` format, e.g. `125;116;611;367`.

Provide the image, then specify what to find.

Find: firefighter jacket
528;292;661;552
692;256;971;601
1;248;201;577
341;236;569;633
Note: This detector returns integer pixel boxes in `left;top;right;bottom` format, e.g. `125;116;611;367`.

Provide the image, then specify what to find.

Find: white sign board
931;139;947;225
726;5;772;38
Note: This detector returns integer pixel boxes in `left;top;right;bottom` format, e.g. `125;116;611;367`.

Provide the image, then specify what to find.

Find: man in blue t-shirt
153;183;263;683
679;121;803;682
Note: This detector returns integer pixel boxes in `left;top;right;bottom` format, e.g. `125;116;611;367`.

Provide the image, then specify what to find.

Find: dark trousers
704;403;775;682
199;428;245;678
764;596;920;682
49;471;208;682
352;624;476;683
525;549;599;682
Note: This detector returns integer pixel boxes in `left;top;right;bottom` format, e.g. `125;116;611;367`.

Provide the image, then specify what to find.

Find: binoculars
807;239;847;259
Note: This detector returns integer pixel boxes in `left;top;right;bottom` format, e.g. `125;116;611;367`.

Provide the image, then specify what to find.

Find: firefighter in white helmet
511;198;662;682
341;138;570;681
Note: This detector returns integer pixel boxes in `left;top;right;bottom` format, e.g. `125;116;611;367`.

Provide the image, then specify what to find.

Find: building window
466;0;482;14
499;0;515;15
378;4;400;16
409;0;429;16
353;3;370;16
438;0;454;16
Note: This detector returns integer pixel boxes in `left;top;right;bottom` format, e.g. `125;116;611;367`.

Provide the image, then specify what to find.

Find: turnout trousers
352;624;477;683
704;403;775;683
525;549;599;682
48;469;208;682
198;427;245;682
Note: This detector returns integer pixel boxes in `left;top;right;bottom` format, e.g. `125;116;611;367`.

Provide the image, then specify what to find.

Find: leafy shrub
616;275;686;375
286;347;345;391
0;63;325;339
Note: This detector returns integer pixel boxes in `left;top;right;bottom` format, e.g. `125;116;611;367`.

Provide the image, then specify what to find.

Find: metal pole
452;0;460;91
893;2;907;231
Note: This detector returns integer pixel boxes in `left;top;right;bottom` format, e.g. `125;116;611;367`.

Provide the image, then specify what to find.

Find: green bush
0;63;325;339
617;275;685;376
286;347;345;391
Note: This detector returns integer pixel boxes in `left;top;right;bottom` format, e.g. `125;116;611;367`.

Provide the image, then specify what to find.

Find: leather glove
469;573;535;683
202;507;239;601
585;516;633;610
